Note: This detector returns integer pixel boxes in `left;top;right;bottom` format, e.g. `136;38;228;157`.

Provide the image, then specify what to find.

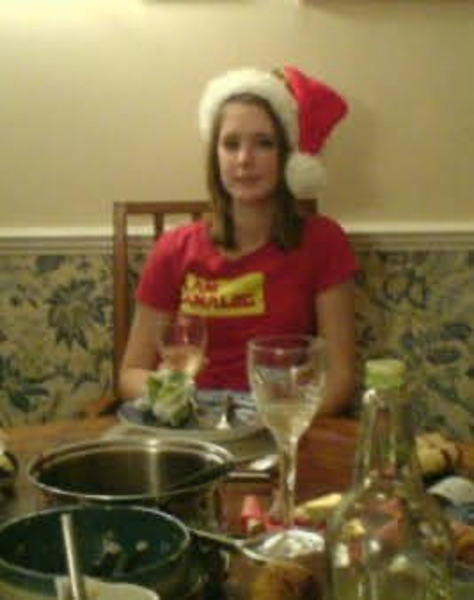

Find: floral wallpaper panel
1;246;474;439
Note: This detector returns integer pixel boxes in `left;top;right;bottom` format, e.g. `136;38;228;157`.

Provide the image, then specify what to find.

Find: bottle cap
365;358;406;389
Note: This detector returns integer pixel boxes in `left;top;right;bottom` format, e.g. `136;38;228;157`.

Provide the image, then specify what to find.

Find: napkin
55;577;159;600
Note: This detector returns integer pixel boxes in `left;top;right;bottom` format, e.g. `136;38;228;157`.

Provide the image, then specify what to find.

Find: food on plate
250;562;321;600
416;432;462;478
146;370;196;427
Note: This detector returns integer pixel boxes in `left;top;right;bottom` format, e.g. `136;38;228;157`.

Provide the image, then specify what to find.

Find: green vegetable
146;370;195;427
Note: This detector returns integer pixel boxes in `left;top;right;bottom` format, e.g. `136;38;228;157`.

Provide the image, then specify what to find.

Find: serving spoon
60;513;88;600
191;527;324;564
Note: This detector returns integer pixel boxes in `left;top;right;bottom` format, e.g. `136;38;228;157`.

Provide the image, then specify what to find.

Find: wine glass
157;312;207;381
247;334;327;559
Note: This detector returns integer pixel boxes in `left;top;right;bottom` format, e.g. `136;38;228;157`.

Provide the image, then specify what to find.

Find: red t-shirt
136;215;359;390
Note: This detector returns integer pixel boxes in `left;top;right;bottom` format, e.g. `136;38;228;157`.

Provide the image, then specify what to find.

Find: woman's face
216;100;281;206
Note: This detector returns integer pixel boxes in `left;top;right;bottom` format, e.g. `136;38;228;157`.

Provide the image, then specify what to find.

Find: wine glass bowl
157;313;207;378
247;335;327;560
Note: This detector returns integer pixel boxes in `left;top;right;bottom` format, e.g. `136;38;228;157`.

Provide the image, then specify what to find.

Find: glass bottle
326;358;454;600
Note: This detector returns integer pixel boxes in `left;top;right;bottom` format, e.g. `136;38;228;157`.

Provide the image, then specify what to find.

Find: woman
119;66;359;416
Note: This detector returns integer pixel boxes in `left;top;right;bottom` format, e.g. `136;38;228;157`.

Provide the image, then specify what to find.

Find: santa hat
198;65;348;198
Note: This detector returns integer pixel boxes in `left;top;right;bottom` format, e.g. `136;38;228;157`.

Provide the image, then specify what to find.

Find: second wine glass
247;334;327;560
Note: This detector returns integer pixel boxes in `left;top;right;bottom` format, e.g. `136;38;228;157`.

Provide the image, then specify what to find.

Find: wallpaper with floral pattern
1;246;474;438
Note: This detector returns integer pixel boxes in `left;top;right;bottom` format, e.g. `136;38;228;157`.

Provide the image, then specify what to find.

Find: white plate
118;389;264;443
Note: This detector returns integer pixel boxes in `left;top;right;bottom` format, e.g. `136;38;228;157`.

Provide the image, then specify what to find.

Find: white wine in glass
157;313;207;379
247;334;326;560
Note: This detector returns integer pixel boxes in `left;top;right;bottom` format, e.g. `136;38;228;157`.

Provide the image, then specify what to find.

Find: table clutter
0;411;474;599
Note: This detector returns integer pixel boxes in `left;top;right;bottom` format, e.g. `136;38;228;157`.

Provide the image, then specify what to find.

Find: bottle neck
354;386;423;489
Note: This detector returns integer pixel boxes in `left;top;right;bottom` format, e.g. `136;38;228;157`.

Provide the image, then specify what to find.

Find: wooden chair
113;201;209;398
84;198;316;416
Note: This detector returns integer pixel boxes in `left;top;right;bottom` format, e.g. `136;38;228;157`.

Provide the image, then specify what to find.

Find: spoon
60;513;88;600
191;527;324;564
191;527;274;562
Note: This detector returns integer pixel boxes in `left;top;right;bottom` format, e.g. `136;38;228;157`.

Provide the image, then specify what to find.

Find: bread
294;493;342;526
250;562;321;600
416;432;461;478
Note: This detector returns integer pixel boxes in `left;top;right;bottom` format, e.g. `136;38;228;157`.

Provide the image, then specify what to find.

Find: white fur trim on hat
285;152;326;198
198;68;299;147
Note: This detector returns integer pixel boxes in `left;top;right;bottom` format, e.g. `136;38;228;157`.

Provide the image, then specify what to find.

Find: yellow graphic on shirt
180;272;265;317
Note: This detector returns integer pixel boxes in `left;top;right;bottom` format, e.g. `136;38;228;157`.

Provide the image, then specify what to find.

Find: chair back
113;201;209;394
112;198;317;395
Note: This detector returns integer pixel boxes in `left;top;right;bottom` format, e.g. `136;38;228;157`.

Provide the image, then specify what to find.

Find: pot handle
166;460;235;493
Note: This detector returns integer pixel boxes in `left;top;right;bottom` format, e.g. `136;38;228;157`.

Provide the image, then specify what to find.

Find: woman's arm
118;303;162;400
315;279;357;417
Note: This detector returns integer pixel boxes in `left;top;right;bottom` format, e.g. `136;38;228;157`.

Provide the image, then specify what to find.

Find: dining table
2;415;474;599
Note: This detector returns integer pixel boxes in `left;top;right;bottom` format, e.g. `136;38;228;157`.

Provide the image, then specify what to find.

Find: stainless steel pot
27;437;233;530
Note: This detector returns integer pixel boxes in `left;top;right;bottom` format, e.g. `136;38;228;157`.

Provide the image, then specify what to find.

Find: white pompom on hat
198;65;348;199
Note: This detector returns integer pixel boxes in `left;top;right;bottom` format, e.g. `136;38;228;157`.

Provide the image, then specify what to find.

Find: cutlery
60;513;88;600
191;527;324;564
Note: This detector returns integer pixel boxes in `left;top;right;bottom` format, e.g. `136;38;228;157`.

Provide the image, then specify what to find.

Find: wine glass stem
279;438;298;529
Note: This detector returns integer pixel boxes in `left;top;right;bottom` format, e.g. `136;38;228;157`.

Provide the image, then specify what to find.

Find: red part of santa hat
284;65;349;156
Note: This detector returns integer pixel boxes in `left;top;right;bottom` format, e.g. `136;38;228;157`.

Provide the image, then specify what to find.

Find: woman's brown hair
205;93;307;251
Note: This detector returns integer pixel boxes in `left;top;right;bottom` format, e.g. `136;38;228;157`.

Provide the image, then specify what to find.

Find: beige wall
1;0;473;232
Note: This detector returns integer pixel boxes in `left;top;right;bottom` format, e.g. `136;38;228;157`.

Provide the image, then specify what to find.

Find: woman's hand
118;303;163;400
